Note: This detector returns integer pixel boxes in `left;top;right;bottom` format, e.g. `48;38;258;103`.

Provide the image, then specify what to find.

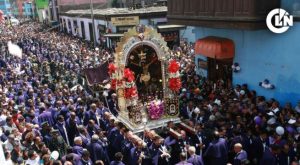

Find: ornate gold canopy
113;25;180;132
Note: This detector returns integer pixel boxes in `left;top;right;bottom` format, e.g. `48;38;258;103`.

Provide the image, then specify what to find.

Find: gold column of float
116;52;126;111
161;50;166;100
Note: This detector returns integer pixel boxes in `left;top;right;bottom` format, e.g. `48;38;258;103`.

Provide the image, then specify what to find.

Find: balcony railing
167;0;280;29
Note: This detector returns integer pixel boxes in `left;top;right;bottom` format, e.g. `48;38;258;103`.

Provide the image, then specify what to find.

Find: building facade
58;0;107;12
35;0;49;22
23;2;33;17
16;0;24;16
168;0;300;105
59;6;185;48
0;0;11;15
49;0;58;21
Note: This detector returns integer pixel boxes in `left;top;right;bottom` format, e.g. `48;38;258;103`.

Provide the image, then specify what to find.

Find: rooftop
65;6;167;16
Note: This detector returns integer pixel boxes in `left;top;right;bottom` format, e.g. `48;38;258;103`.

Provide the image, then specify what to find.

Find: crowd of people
0;22;299;165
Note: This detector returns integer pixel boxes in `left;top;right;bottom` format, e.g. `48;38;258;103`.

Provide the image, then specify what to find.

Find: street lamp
90;0;97;48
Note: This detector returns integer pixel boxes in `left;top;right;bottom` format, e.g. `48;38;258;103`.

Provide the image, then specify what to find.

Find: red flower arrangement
108;63;117;75
168;60;180;73
111;79;117;90
123;68;138;99
123;68;135;82
108;63;117;90
168;60;181;92
168;78;182;92
124;86;138;99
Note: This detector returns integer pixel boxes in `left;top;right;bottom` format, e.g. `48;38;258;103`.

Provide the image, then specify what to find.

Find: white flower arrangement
125;81;135;88
169;71;180;78
259;79;275;89
111;73;117;79
232;62;241;72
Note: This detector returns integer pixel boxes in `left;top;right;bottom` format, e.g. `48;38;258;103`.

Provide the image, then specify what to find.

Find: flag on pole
82;61;110;86
8;41;23;58
0;142;5;164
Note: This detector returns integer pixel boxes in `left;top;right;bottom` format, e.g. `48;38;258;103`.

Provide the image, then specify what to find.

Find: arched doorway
126;44;163;99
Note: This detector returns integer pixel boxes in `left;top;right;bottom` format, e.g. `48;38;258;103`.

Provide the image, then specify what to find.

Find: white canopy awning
157;24;186;29
103;34;124;37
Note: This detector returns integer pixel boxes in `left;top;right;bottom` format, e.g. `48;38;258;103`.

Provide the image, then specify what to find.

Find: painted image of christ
126;45;163;99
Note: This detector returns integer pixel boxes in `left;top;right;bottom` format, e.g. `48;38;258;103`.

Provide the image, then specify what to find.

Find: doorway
81;21;85;40
89;23;94;44
207;58;233;85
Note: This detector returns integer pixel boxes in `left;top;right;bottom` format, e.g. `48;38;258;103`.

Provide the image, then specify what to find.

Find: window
292;2;300;17
98;24;106;34
116;26;134;33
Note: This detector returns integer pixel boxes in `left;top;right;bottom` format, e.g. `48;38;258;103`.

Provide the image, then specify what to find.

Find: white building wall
59;15;167;44
71;19;75;35
77;18;92;40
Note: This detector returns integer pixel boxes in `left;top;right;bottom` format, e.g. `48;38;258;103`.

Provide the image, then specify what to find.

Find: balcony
167;0;280;30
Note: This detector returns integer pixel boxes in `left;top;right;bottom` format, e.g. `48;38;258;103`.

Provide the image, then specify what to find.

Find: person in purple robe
120;129;133;165
203;131;228;165
73;137;84;156
111;122;125;155
52;100;64;123
78;126;91;148
176;152;193;165
228;129;245;163
96;101;110;117
251;130;269;164
83;103;97;126
25;111;39;125
108;94;119;117
180;101;195;119
187;146;204;165
87;135;107;164
61;147;81;164
55;115;70;146
259;144;280;165
171;130;193;164
65;112;80;146
129;141;144;165
278;143;298;165
38;104;55;126
110;152;125;165
86;120;100;138
149;136;171;165
77;149;93;165
233;143;248;165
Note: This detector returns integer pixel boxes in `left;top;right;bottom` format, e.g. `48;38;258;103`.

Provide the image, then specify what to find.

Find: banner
36;0;49;9
111;16;139;26
82;61;110;86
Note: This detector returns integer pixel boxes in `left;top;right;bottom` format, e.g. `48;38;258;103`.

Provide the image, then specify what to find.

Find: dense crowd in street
0;22;300;165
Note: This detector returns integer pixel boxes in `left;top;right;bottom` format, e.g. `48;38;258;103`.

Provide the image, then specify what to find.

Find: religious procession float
107;25;182;133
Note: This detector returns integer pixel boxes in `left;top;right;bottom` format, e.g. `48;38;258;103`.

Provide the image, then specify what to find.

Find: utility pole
90;0;97;48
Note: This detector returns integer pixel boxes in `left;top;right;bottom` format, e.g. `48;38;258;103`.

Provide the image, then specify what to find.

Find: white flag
0;142;5;164
8;41;22;58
